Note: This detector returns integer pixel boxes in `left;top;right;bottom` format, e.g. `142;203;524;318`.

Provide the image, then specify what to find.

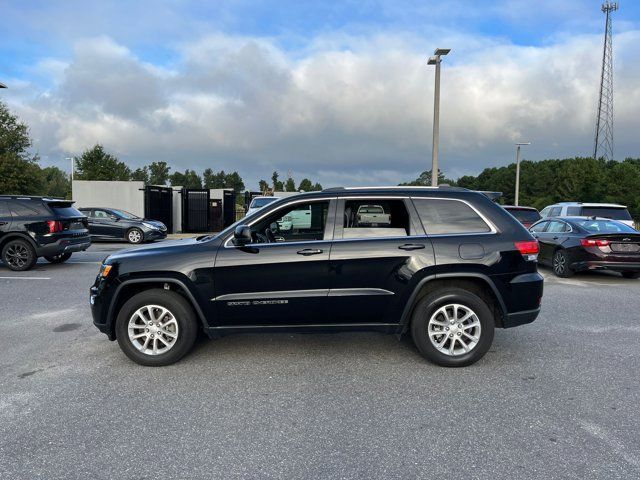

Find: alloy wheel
427;303;481;356
128;229;142;243
128;305;179;355
5;243;29;269
553;252;566;275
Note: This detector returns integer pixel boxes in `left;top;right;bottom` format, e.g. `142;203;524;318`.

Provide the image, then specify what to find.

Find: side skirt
204;323;400;337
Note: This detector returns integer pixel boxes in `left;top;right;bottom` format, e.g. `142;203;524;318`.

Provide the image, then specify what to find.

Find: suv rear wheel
2;239;37;271
115;289;199;366
411;288;494;367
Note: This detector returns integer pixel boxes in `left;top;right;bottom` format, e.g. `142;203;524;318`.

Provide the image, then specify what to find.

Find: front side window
250;201;329;243
548;207;562;217
93;209;112;219
342;200;410;239
413;198;491;235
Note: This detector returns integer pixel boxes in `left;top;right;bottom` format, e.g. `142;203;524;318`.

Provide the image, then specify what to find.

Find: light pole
427;48;451;186
514;142;530;206
66;157;74;181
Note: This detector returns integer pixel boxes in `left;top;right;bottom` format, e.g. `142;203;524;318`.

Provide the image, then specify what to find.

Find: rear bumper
36;235;91;256
571;261;640;273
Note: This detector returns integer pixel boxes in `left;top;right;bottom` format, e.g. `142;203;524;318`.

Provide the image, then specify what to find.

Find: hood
105;237;198;263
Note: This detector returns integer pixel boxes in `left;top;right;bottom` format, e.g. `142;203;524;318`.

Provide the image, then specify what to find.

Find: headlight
98;263;112;278
282;216;292;222
142;222;158;230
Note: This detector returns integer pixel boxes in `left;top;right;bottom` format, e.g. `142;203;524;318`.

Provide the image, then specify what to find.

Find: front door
92;209;122;239
328;197;434;324
212;198;336;326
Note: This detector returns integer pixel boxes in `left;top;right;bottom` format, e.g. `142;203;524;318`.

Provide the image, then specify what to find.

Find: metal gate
182;189;210;233
223;190;236;228
144;186;173;233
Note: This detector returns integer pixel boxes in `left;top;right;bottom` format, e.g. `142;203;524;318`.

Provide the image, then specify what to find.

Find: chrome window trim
223;196;337;248
410;196;498;235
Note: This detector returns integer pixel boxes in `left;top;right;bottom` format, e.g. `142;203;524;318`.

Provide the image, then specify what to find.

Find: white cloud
5;28;640;188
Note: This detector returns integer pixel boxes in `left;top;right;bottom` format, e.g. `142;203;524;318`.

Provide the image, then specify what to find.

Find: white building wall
72;180;145;218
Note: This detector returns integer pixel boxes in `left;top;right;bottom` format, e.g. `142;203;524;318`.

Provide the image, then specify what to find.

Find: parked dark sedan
529;216;640;278
79;208;167;244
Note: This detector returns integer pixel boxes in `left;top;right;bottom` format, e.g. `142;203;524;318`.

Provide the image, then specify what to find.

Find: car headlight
142;222;159;230
282;216;292;222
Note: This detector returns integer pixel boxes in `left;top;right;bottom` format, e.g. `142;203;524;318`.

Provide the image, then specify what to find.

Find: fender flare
0;232;39;252
107;277;209;333
398;272;507;329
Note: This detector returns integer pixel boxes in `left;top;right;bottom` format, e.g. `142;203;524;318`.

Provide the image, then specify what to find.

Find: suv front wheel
411;288;494;367
115;289;199;366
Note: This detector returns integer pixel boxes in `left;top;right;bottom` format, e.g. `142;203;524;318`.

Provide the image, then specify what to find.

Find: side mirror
233;225;252;245
110;215;119;221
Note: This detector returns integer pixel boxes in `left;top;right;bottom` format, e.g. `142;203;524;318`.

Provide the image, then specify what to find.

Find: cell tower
593;1;618;161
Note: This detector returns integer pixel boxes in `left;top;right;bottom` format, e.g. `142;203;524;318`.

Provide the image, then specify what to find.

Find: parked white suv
540;202;635;228
246;196;279;216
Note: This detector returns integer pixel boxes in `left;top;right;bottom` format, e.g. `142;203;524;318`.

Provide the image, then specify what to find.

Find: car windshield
581;207;632;220
111;209;140;220
576;220;636;233
507;208;541;223
250;197;277;208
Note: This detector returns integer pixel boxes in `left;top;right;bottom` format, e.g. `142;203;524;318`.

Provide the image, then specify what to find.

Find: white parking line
0;276;51;280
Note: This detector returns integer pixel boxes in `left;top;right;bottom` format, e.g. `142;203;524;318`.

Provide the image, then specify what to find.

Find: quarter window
9;201;39;217
413;199;491;235
342;200;410;239
251;201;329;243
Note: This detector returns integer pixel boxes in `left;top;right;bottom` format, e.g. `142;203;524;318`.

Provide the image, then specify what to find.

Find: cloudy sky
1;0;639;188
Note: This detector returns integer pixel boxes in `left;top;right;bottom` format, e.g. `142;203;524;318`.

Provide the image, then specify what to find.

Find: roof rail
0;195;67;201
321;185;468;192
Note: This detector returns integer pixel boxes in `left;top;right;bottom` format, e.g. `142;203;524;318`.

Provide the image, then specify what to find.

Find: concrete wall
72;180;145;218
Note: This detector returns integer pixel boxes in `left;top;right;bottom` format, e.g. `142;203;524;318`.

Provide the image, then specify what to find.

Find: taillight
515;240;539;261
581;238;610;247
47;220;63;233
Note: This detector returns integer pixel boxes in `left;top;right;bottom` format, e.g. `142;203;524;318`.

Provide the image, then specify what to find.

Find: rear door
328;197;433;324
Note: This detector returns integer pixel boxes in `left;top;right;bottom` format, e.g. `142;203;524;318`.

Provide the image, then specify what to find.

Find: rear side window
581;207;632;220
413;199;491;235
566;206;581;215
343;200;410;239
0;201;10;218
9;201;40;217
547;221;569;233
548;207;562;217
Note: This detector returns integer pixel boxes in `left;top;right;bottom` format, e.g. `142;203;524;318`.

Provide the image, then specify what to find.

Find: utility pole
593;1;618;161
427;48;451;186
514;142;530;206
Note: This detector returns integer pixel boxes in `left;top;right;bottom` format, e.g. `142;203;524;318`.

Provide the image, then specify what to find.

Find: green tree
258;179;270;192
41;166;71;198
297;178;313;191
0;101;32;159
74;144;131;181
225;171;245;192
312;182;323;191
131;166;149;184
170;169;202;189
148;161;170;185
399;170;454;187
285;176;296;192
203;168;227;189
271;171;283;192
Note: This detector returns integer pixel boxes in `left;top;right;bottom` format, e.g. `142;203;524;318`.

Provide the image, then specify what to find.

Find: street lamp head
434;48;451;56
0;82;7;88
515;142;531;146
427;56;438;65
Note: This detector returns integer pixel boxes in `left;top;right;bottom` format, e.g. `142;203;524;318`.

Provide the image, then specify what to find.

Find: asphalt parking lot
1;242;639;479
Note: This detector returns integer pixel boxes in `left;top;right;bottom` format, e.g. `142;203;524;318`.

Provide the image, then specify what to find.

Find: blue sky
1;0;639;187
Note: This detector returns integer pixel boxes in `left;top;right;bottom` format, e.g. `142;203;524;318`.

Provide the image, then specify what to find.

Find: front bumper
571;261;640;273
145;229;167;240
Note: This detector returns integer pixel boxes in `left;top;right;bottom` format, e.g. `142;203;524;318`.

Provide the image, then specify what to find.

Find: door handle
0;221;7;226
297;248;323;256
398;243;425;251
552;236;559;240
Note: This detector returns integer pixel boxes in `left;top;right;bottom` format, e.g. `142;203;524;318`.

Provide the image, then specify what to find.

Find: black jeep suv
0;196;91;271
90;186;543;367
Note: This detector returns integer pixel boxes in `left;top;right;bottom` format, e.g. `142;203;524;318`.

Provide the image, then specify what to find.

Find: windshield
507;208;541;223
576;220;636;233
581;207;632;220
250;197;277;208
111;209;141;220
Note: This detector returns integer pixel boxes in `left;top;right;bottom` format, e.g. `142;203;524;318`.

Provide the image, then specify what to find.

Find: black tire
552;249;574;278
115;289;199;366
1;239;37;271
126;227;144;244
410;288;495;367
621;271;640;279
44;252;72;264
